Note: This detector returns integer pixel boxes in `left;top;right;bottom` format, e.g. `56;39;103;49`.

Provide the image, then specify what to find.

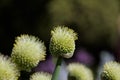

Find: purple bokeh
33;55;55;74
65;48;94;66
33;48;94;74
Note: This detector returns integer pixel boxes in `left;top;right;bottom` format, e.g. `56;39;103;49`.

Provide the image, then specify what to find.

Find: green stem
52;57;63;80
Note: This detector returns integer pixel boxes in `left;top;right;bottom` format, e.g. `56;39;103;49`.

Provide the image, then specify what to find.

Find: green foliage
48;0;119;47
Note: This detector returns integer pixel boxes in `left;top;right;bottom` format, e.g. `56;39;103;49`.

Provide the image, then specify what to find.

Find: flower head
30;72;52;80
49;26;77;58
11;34;46;72
0;54;20;80
101;61;120;80
67;63;93;80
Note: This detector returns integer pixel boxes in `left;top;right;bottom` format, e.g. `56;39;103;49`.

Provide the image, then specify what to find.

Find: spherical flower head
11;34;46;72
67;63;93;80
101;61;120;80
30;72;52;80
49;26;78;58
0;54;20;80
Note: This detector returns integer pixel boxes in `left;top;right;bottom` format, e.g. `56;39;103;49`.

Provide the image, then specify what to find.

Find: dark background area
0;0;120;64
0;0;50;55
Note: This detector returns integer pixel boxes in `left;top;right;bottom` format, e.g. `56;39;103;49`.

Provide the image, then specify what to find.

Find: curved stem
52;57;63;80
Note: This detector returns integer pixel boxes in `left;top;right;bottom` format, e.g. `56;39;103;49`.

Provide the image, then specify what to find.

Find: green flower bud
11;34;46;72
49;26;77;58
101;61;120;80
67;63;93;80
30;72;52;80
0;54;20;80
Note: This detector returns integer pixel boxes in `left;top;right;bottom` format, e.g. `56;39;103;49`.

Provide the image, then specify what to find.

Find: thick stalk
51;57;63;80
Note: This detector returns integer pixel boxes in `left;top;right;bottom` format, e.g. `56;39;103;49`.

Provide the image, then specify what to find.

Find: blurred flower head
0;53;20;80
101;61;120;80
67;63;93;80
11;34;46;72
30;72;52;80
49;26;77;58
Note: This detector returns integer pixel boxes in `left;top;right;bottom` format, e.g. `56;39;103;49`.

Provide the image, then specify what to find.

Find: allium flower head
0;54;20;80
101;61;120;80
30;72;52;80
67;63;93;80
11;34;46;72
49;26;77;58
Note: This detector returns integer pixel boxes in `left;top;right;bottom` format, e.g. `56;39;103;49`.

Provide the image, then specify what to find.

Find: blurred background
0;0;120;79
